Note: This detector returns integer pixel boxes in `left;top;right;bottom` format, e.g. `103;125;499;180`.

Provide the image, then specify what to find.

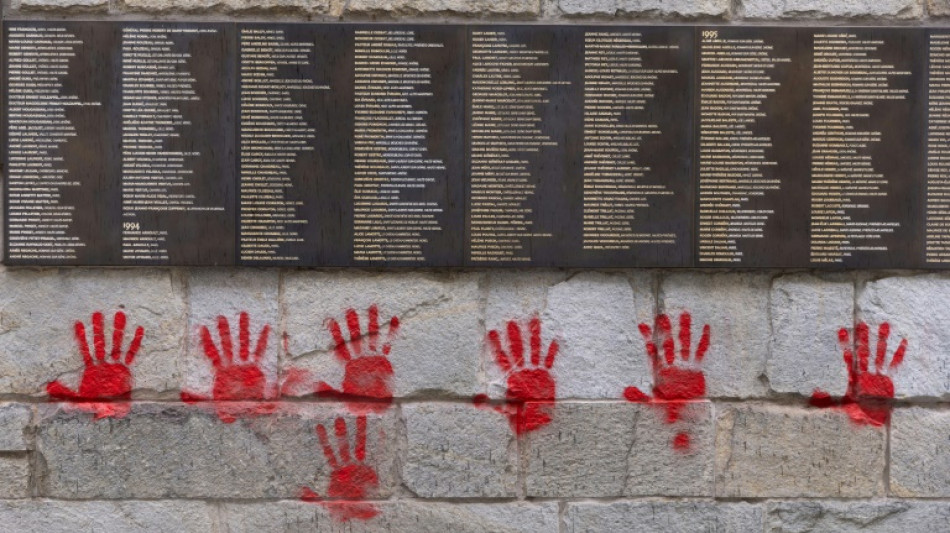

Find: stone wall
2;1;950;532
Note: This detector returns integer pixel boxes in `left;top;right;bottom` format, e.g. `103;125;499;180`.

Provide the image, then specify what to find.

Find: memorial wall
3;21;944;268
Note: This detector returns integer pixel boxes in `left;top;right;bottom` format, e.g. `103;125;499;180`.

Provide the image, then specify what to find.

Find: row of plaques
3;21;949;267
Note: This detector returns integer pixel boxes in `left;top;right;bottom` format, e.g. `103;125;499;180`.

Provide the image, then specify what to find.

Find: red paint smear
477;316;559;435
318;305;399;415
810;321;907;427
300;415;380;523
625;312;709;450
46;311;145;420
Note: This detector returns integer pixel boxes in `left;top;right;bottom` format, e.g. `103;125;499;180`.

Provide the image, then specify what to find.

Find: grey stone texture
345;0;542;16
182;270;280;398
738;0;923;19
0;500;215;532
119;0;341;14
890;407;950;497
402;403;517;498
0;403;31;451
10;0;108;10
660;273;770;398
932;0;950;15
716;404;885;497
34;403;396;499
565;501;763;533
283;272;482;398
857;275;950;399
221;501;560;533
0;456;30;498
558;0;731;17
766;501;950;532
0;269;186;396
525;401;714;497
768;274;854;397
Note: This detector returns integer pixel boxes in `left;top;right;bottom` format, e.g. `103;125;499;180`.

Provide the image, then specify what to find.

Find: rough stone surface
0;500;215;532
715;404;885;497
10;0;108;10
221;501;560;532
346;0;541;16
565;501;763;533
738;0;923;18
0;456;30;498
525;401;714;497
283;272;481;398
857;275;950;399
0;269;187;396
182;270;280;398
34;403;396;499
120;0;340;14
534;272;655;400
932;0;950;15
768;274;854;397
559;0;730;17
402;403;517;498
890;407;950;497
0;404;31;451
660;273;770;398
766;501;950;532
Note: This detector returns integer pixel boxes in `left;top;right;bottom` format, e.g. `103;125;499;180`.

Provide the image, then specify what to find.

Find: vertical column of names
810;33;910;264
5;26;93;262
697;31;790;264
239;28;322;263
927;33;950;264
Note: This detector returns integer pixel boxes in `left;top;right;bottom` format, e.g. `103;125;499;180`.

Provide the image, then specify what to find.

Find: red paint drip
810;321;907;427
673;432;691;451
46;311;145;420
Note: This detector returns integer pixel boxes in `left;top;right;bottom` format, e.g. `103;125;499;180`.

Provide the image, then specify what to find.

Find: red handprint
181;312;276;423
300;416;379;522
46;311;144;419
316;305;399;415
810;322;907;427
624;312;709;450
474;316;559;435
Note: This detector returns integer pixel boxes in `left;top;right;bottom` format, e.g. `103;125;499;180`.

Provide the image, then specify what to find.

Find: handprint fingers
75;320;93;367
110;311;126;361
678;312;691;360
200;325;222;367
488;330;513;372
92;311;106;361
217;316;234;365
507;321;524;367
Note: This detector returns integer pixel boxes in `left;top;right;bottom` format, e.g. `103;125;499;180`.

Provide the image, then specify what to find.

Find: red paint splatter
810;321;907;427
180;312;277;423
300;415;380;522
316;305;399;415
46;311;144;419
624;312;709;449
476;316;559;435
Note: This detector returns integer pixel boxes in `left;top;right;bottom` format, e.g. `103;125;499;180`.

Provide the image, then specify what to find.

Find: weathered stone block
932;0;950;16
890;407;950;497
0;269;186;396
715;404;885;497
525;401;714;497
221;501;559;533
283;272;482;398
766;501;950;532
0;455;30;498
34;403;396;499
566;501;762;533
10;0;108;11
559;0;730;17
182;270;280;398
0;500;215;532
857;275;950;399
768;274;853;397
402;403;517;498
119;0;340;14
0;403;31;451
738;0;923;19
345;0;541;16
660;273;770;398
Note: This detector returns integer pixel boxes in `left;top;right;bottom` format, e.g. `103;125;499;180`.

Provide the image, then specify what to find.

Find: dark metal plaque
237;24;465;266
464;26;694;267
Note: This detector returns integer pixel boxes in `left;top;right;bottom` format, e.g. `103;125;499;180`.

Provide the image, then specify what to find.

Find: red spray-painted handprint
810;322;907;426
474;316;559;435
624;312;709;450
180;312;276;423
316;305;399;415
46;311;144;419
300;415;379;522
